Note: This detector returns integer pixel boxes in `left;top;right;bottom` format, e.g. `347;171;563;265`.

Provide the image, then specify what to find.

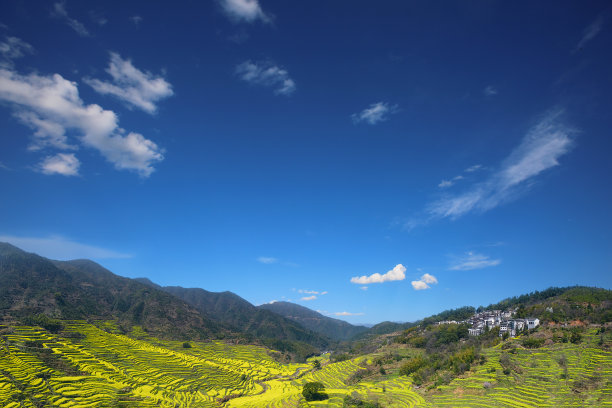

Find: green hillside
139;283;332;358
259;301;369;341
0;243;231;341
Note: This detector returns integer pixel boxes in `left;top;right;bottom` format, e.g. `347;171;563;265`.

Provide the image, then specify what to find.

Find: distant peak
0;242;27;256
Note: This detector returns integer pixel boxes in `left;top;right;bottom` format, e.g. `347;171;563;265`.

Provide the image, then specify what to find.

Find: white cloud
39;153;80;176
575;15;604;51
411;273;438;290
420;273;438;284
360;286;368;291
0;68;164;177
85;53;173;114
0;234;131;260
52;1;90;37
130;15;143;26
220;0;271;23
465;164;482;173
235;61;295;95
438;180;453;188
351;102;398;125
411;280;429;290
301;295;316;301
257;256;278;264
426;110;574;220
449;252;501;271
0;36;34;68
298;289;328;295
483;85;498;96
333;311;365;316
265;300;278;304
438;175;464;189
350;264;406;285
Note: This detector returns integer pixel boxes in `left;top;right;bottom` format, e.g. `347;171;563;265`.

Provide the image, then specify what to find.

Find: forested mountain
137;282;331;352
0;242;231;340
259;301;368;341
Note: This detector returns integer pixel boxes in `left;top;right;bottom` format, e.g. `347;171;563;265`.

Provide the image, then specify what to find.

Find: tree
312;359;321;370
302;382;328;401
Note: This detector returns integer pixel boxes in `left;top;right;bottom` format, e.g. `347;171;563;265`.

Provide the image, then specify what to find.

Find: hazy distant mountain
0;242;232;340
259;301;368;341
145;283;330;347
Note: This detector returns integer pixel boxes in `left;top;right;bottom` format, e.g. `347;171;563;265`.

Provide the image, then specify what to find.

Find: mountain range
0;242;370;358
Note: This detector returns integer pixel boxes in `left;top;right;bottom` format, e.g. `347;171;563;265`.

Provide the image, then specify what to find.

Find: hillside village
436;309;540;337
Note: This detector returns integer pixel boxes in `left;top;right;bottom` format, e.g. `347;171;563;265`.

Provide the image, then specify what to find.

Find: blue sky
1;1;611;324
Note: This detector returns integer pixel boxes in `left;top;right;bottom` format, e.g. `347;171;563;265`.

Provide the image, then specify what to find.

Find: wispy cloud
298;289;327;295
85;53;173;114
351;102;398;125
465;164;483;173
333;311;365;316
421;110;574;222
301;295;316;301
449;252;500;271
236;61;295;95
483;85;498;96
257;256;278;264
39;153;80;176
0;234;131;260
130;15;143;26
51;1;90;37
220;0;271;24
0;36;34;68
575;15;605;52
411;273;438;290
351;264;406;285
360;286;368;291
0;67;164;177
438;175;464;189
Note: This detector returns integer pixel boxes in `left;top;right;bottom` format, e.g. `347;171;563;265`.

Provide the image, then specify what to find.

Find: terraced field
0;321;306;407
429;330;612;408
0;322;610;407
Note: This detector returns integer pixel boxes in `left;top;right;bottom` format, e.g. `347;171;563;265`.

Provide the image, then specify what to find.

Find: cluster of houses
436;309;540;338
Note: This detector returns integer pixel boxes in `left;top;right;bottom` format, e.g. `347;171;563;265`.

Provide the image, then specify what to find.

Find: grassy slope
0;321;610;407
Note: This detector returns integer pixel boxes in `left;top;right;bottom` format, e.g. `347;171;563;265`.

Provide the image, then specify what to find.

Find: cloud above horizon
575;15;605;52
39;153;80;176
411;273;438;290
0;36;34;68
0;67;164;177
300;295;316;301
449;252;501;271
257;256;278;264
351;264;406;285
220;0;271;24
85;52;173;114
410;109;574;226
0;234;132;260
333;311;365;316
352;102;398;125
235;61;295;95
51;1;90;37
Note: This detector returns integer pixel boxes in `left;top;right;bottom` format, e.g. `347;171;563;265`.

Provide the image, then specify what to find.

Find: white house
526;317;540;330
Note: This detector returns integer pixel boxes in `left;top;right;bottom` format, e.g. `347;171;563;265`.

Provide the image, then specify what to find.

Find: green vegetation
302;382;329;401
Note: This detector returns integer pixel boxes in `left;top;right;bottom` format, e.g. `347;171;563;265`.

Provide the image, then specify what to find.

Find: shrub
343;394;380;407
302;382;328;401
522;337;545;348
399;356;426;376
182;342;192;348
